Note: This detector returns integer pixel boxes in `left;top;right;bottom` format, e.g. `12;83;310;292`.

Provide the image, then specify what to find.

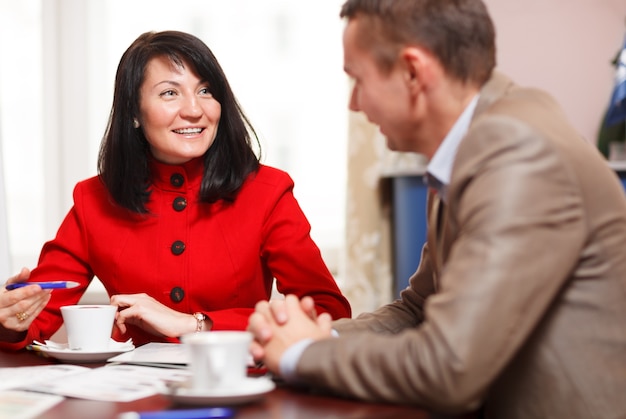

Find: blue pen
117;408;235;419
5;281;80;290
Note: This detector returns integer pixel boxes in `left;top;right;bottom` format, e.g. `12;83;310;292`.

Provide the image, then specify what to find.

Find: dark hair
340;0;496;85
98;30;261;213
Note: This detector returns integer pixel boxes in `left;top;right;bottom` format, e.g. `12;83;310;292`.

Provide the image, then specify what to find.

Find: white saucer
29;341;135;363
166;377;275;406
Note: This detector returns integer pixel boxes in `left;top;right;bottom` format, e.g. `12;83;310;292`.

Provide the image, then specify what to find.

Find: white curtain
0;115;10;280
341;111;426;316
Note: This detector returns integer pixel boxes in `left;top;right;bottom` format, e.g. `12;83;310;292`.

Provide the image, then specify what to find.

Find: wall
484;0;626;144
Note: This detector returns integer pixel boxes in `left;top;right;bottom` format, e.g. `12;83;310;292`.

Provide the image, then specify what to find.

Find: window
0;1;348;281
0;0;45;270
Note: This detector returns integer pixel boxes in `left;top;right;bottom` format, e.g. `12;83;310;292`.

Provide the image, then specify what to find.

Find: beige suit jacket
296;72;626;418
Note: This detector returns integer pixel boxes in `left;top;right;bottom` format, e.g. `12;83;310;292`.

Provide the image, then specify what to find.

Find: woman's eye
199;87;212;96
160;90;176;97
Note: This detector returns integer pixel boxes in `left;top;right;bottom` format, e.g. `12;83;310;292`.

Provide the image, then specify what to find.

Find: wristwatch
192;312;207;332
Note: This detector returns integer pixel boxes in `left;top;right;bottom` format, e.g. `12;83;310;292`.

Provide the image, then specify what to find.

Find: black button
170;286;185;303
171;240;186;255
173;197;187;211
170;173;184;187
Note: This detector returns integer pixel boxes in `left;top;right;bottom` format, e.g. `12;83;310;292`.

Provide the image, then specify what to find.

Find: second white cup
60;304;117;351
181;331;252;391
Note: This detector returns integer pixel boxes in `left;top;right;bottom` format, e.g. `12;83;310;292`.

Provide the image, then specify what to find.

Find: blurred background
1;0;625;314
0;0;348;281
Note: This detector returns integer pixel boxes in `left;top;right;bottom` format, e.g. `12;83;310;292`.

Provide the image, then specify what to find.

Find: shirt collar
426;94;479;200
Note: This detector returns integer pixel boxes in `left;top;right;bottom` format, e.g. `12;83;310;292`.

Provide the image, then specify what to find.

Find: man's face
342;18;416;152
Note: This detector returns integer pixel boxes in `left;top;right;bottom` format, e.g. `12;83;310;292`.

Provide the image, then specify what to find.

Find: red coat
2;158;350;349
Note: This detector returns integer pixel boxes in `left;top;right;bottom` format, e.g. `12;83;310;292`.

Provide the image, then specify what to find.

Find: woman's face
137;55;222;165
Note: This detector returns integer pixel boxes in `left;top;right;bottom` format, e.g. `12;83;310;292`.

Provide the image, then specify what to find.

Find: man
247;0;626;417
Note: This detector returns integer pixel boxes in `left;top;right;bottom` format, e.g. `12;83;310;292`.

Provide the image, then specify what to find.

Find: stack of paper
0;362;190;403
107;342;189;368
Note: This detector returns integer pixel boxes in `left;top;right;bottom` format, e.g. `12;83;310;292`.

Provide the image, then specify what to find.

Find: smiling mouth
173;128;204;134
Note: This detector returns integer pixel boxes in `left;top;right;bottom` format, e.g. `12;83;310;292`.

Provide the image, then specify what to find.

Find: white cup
181;331;252;391
60;304;117;351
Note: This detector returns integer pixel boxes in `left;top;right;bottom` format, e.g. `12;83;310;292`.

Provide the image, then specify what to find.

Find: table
1;349;431;419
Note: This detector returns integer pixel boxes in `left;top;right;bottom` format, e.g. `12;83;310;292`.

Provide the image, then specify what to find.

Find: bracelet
192;312;207;332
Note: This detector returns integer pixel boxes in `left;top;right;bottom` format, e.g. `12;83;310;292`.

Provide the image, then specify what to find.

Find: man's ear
400;46;435;94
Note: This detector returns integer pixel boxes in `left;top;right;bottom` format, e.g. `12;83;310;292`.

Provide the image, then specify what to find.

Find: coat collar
473;71;515;119
148;156;205;191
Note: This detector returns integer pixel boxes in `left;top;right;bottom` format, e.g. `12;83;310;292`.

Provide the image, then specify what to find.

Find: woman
0;30;350;349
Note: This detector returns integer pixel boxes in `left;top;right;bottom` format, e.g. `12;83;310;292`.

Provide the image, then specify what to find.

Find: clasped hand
247;294;333;375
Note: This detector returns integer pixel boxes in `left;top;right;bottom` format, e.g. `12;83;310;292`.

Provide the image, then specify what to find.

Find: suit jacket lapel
427;190;446;290
427;71;514;291
436;200;448;272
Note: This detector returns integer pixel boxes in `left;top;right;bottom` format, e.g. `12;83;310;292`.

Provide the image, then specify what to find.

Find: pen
5;281;80;290
118;408;235;419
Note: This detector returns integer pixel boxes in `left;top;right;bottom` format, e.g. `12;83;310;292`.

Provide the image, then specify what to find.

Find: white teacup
60;304;117;351
181;331;252;391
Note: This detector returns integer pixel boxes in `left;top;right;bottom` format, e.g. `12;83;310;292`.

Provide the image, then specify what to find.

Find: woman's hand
0;267;52;335
110;293;201;338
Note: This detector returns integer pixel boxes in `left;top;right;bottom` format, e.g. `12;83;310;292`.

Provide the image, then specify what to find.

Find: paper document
0;390;64;419
0;364;88;391
108;342;255;369
27;364;191;402
107;342;189;368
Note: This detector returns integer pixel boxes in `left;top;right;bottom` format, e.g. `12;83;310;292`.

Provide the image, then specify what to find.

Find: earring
133;118;140;129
